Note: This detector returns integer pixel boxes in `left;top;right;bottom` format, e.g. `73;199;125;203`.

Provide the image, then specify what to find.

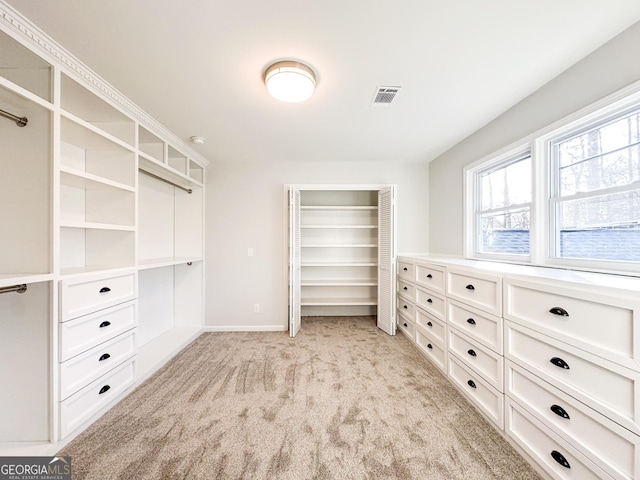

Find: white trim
464;143;533;262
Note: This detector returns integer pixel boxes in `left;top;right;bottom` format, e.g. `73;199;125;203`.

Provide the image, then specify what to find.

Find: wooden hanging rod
138;168;192;194
0;284;27;295
0;108;28;127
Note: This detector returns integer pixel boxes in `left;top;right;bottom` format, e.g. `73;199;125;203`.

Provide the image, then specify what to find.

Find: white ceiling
6;0;640;164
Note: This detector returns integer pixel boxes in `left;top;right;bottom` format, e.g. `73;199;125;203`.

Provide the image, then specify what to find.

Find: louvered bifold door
377;186;396;335
289;188;301;337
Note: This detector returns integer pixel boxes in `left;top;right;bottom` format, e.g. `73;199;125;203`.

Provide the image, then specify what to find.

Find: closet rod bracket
0;284;27;295
0;108;28;127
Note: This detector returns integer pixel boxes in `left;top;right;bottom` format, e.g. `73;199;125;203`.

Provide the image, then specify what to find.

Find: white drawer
507;360;640;480
447;299;503;354
448;327;504;392
60;358;135;438
416;325;447;373
397;296;415;321
505;398;614;480
448;354;503;429
505;278;640;370
447;268;501;316
415;262;445;294
415;286;445;320
397;310;415;342
60;271;136;321
60;331;136;400
397;279;415;301
397;260;415;281
60;301;137;361
505;321;640;435
415;307;446;345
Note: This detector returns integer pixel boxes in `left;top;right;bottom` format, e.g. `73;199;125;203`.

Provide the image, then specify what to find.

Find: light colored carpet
59;316;542;479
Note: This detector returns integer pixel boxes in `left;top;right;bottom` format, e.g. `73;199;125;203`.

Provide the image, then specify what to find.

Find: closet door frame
286;184;397;335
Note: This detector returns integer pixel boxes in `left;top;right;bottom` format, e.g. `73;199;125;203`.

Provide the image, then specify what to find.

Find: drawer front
415;263;445;294
506;398;614;480
415;286;445;320
60;301;137;361
506;361;639;480
416;326;446;373
397;260;415;281
415;307;446;345
397;310;415;341
505;321;640;434
505;279;639;370
448;354;503;429
61;271;136;321
397;279;415;301
448;327;504;392
446;268;501;315
60;358;135;438
397;296;415;321
60;331;137;400
447;299;502;354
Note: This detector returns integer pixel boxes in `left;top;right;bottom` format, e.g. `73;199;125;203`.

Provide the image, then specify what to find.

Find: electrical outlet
248;247;254;257
253;304;260;313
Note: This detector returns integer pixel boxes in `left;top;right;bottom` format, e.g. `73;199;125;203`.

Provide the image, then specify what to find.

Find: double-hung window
472;149;532;260
465;82;640;275
549;106;640;266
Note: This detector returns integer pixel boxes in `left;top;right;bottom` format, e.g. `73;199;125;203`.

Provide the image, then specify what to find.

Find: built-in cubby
0;28;52;102
60;74;135;146
137;261;203;379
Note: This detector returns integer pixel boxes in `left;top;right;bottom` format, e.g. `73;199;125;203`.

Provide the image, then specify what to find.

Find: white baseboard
203;325;288;332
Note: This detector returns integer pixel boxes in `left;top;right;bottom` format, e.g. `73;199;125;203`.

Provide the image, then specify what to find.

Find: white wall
205;161;429;330
429;20;640;256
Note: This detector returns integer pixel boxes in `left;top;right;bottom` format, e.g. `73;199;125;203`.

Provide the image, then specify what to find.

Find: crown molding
0;1;209;167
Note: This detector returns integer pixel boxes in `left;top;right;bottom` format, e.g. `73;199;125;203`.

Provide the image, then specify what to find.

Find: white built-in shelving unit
0;2;208;454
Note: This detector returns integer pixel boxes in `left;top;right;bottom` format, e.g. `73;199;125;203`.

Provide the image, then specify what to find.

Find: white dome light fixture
264;61;316;103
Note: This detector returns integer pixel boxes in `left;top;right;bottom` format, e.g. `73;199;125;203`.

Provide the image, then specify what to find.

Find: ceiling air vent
371;86;401;107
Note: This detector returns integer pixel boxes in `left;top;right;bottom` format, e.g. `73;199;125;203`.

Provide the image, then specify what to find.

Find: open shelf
301;279;378;286
0;274;54;289
0;29;52;102
61;74;135;146
60;166;135;192
138;257;203;270
301;297;378;306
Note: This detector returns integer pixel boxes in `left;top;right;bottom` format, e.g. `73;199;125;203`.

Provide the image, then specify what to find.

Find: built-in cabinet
397;255;640;480
0;4;207;454
288;186;396;337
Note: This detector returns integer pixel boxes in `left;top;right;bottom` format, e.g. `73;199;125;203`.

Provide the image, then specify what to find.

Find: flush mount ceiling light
264;61;316;103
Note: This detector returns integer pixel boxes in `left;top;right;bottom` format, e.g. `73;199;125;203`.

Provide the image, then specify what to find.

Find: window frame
464;80;640;277
464;144;534;265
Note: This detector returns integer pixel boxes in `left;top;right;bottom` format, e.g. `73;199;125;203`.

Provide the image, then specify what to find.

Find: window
550;108;640;264
475;151;531;257
465;82;640;275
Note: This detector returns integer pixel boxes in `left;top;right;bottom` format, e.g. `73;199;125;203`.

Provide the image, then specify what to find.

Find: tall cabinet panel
288;186;396;335
0;3;208;453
